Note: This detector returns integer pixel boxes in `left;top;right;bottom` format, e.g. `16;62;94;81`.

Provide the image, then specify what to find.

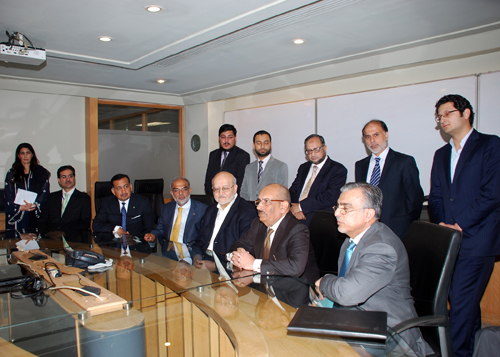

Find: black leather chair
0;188;5;212
190;194;215;207
308;210;347;276
134;179;164;222
391;221;462;357
94;181;113;213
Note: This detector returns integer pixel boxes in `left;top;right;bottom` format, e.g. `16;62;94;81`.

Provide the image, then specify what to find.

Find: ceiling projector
0;31;46;65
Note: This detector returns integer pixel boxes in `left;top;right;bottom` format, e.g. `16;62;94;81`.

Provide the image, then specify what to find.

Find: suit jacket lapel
359;157;370;182
268;213;291;257
61;190;77;222
184;201;198;233
379;149;394;183
215;197;239;241
310;158;332;191
299;162;312;189
453;130;479;182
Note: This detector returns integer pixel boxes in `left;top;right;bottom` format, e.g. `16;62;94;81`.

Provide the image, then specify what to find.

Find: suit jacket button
450;198;455;202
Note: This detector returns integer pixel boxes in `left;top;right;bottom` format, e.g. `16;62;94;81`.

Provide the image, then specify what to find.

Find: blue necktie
258;160;264;183
370;157;381;187
339;241;357;277
121;202;127;232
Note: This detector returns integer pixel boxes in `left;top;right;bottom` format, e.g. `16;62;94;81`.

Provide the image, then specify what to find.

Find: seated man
144;177;207;264
39;165;91;242
92;174;155;249
193;171;256;267
230;184;319;284
315;182;428;357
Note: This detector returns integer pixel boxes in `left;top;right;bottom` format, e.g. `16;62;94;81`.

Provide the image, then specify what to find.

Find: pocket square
131;215;141;219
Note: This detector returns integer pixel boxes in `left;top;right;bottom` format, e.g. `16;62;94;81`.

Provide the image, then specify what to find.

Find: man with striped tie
355;120;423;240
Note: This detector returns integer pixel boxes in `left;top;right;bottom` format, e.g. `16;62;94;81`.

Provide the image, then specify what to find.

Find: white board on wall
317;76;477;194
478;71;500;136
224;100;316;186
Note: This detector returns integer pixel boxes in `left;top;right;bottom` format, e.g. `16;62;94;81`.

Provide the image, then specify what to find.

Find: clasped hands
231;248;255;270
290;203;306;220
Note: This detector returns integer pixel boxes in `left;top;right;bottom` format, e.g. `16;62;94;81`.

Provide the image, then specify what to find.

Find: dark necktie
121;202;127;232
258;160;264;183
339;241;356;277
262;228;274;260
220;151;228;169
370;157;381;187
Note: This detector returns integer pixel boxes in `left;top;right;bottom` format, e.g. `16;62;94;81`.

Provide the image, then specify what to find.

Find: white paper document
14;189;38;205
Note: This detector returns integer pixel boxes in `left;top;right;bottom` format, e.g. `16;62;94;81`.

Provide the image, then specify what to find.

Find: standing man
289;134;347;226
240;130;288;201
204;124;250;196
355;120;423;239
144;177;207;264
39;165;91;242
429;94;500;357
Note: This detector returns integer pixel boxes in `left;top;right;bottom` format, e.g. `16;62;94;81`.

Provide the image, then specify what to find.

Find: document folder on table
287;305;387;341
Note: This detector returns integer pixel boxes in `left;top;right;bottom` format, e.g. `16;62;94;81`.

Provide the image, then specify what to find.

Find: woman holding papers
4;143;50;232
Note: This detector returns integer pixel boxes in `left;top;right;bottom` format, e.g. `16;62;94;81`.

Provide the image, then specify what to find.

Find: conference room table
0;229;418;356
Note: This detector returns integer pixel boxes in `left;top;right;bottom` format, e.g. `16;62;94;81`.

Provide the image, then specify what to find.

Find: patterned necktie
220;151;228;169
299;165;318;201
370;157;381;186
339;241;357;277
262;228;274;260
61;192;70;217
121;202;127;232
169;207;185;259
258;160;264;183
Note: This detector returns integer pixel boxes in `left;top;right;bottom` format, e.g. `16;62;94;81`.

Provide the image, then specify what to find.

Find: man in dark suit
289;134;347;226
39;165;91;242
194;171;256;267
355;120;423;239
429;94;500;357
231;183;319;284
316;183;427;357
204;124;250;195
144;177;207;264
92;174;155;243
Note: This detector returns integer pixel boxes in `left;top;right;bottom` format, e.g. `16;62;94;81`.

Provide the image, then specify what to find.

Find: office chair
94;181;113;213
308;210;347;276
134;178;164;222
0;188;4;212
190;194;215;206
391;221;462;357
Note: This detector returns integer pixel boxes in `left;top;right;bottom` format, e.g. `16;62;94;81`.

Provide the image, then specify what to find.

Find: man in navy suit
39;165;91;242
429;94;500;357
289;134;347;226
92;174;155;243
144;177;207;264
355;120;423;239
204;124;250;195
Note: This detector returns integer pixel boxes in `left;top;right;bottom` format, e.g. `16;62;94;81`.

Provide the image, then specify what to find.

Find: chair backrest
404;221;462;347
0;188;4;212
134;179;164;221
94;181;114;213
308;210;347;276
190;194;215;207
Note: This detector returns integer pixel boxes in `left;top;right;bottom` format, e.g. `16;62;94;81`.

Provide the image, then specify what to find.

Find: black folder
287;305;387;341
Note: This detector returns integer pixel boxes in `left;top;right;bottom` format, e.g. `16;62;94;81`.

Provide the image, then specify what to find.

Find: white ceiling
1;0;500;103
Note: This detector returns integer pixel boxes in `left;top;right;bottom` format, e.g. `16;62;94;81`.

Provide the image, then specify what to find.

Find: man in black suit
39;165;91;242
92;174;155;244
289;134;347;226
355;120;423;239
204;124;250;195
231;183;319;284
194;171;256;268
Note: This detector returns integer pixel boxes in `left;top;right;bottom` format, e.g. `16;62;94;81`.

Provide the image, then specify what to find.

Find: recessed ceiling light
99;36;112;42
146;5;162;12
293;39;305;45
157;79;166;84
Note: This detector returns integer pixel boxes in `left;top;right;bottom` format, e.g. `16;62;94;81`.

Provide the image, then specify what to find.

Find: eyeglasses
255;198;285;206
212;185;234;194
436;109;459;123
172;187;189;194
305;145;324;155
219;135;234;140
60;174;74;179
333;205;368;215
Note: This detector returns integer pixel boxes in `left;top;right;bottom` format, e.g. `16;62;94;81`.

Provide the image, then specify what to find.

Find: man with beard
289;134;347;226
355;120;423;239
144;177;207;264
240;130;288;201
204;124;250;195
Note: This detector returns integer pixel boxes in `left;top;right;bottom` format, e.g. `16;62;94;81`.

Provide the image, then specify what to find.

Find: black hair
304;134;325;146
435;94;475;126
111;174;130;186
57;165;75;178
11;143;40;183
362;120;389;135
219;124;237;136
253;130;272;142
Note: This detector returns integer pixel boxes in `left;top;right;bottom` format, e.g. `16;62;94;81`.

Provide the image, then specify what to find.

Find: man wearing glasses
289;134;347;226
230;183;319;284
194;171;256;267
429;94;500;357
39;165;91;242
204;124;250;196
144;177;207;264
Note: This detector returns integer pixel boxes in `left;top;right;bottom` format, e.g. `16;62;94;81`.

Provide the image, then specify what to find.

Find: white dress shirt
207;193;238;252
450;128;473;183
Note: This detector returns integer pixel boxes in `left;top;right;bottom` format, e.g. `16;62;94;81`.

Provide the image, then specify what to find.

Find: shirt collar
269;213;287;232
177;198;191;210
371;146;390;162
259;154;272;165
63;187;76;196
217;193;238;211
351;225;372;245
311;155;328;170
450;128;474;152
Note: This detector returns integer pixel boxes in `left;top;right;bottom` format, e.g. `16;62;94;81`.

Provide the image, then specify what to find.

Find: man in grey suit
315;182;428;357
240;130;288;201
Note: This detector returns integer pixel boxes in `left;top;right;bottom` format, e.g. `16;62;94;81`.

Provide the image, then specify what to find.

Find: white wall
184;103;209;193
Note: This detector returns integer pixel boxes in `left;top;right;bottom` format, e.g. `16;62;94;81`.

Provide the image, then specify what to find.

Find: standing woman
4;143;50;231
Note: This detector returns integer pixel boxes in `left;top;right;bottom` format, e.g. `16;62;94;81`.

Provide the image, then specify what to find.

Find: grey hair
171;176;191;190
340;182;383;219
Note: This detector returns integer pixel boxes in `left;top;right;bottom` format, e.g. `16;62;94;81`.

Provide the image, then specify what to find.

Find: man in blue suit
289;134;347;226
429;94;500;357
145;177;207;264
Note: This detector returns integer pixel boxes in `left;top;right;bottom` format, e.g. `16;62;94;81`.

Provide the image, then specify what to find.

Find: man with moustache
204;124;250;195
240;130;288;201
355;120;423;239
39;165;91;242
194;171;256;264
289;134;347;226
231;183;319;284
315;183;427;357
144;177;207;264
429;94;500;357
